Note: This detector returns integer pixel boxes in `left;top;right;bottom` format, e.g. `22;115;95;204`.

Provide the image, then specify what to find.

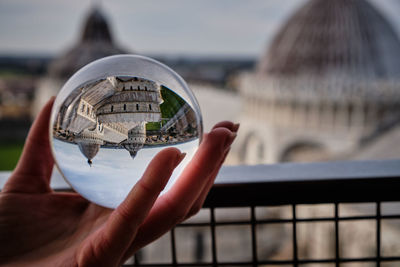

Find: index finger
125;127;235;253
78;148;185;266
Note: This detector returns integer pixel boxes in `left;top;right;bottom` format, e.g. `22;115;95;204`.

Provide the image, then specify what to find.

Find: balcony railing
1;159;400;266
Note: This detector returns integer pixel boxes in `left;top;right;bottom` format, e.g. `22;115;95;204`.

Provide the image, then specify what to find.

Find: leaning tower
236;0;400;164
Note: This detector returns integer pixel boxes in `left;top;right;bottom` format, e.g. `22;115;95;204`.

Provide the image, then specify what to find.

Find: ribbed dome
48;7;127;79
77;143;100;164
257;0;400;79
81;8;113;43
122;143;144;160
120;124;146;160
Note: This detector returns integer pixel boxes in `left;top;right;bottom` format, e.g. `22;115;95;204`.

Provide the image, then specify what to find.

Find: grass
0;142;24;170
146;121;161;131
160;86;186;119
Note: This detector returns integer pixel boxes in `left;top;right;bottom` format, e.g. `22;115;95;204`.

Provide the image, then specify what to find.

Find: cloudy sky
0;0;399;57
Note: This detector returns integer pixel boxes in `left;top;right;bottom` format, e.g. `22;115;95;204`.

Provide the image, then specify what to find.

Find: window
137;85;140;90
124;104;126;111
111;105;114;112
136;104;139;110
149;104;152;111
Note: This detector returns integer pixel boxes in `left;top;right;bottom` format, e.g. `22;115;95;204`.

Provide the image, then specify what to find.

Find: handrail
2;159;400;206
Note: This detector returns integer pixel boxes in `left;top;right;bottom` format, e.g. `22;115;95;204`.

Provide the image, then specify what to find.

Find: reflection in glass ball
50;55;203;208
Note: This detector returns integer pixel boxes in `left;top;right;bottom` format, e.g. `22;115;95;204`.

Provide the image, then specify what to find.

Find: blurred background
2;1;400;265
1;0;400;170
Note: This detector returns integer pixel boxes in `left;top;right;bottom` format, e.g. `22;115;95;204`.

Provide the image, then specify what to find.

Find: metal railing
129;160;400;266
1;159;400;266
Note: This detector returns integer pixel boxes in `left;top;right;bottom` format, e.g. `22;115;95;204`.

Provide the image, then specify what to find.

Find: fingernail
224;132;237;148
175;152;186;167
233;123;240;132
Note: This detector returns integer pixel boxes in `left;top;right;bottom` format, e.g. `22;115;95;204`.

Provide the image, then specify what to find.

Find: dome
120;123;146;159
75;126;104;165
81;8;113;43
257;0;400;79
77;143;100;166
48;7;127;80
122;143;144;160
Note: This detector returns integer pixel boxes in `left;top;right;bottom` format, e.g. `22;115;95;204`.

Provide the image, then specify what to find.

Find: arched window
81;103;85;112
136;104;139;110
124;104;126;111
149;104;152;111
137;85;140;90
111;105;114;112
130;85;133;90
145;86;148;91
86;106;89;115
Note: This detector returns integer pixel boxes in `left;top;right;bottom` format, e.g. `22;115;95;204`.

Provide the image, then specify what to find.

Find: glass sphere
50;55;203;208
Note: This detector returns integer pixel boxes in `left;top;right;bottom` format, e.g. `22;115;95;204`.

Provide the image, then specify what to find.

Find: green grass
0;143;24;170
160;86;186;119
146;121;161;131
0;71;33;78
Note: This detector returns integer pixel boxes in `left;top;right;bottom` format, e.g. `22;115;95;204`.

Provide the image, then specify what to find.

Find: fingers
161;127;235;218
186;123;239;217
212;121;240;132
124;124;237;254
78;148;185;267
3;97;55;194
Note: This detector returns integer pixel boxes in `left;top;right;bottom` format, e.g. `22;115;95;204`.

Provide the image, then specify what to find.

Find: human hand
0;98;239;267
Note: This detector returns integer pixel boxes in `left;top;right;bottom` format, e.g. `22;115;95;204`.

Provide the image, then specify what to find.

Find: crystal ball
50;55;203;208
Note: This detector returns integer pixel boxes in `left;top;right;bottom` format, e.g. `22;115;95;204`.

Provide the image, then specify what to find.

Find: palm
0;98;238;267
0;192;108;265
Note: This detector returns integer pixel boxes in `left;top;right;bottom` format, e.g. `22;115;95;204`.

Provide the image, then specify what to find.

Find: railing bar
297;256;400;263
134;252;140;266
335;203;339;267
123;256;400;266
170;228;177;266
250;206;258;266
178;214;400;227
377;201;381;267
210;207;217;267
292;204;298;267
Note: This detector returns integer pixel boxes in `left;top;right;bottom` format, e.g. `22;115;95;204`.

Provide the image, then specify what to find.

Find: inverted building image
53;76;198;165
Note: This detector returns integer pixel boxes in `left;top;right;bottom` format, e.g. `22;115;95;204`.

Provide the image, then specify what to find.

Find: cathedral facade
236;0;400;164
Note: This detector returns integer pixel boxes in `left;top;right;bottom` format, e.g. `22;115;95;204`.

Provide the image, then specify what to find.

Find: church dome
120;123;146;159
77;143;100;166
48;7;127;80
81;8;113;43
257;0;400;79
75;126;104;165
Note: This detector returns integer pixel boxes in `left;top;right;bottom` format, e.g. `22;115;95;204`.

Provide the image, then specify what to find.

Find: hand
0;98;239;267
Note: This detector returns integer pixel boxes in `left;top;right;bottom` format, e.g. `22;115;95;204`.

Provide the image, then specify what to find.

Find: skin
0;98;239;267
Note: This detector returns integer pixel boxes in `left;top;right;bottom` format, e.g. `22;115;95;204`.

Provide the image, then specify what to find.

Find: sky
53;138;198;208
0;0;399;58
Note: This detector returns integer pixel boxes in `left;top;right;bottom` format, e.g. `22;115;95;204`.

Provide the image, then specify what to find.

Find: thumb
3;97;55;193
